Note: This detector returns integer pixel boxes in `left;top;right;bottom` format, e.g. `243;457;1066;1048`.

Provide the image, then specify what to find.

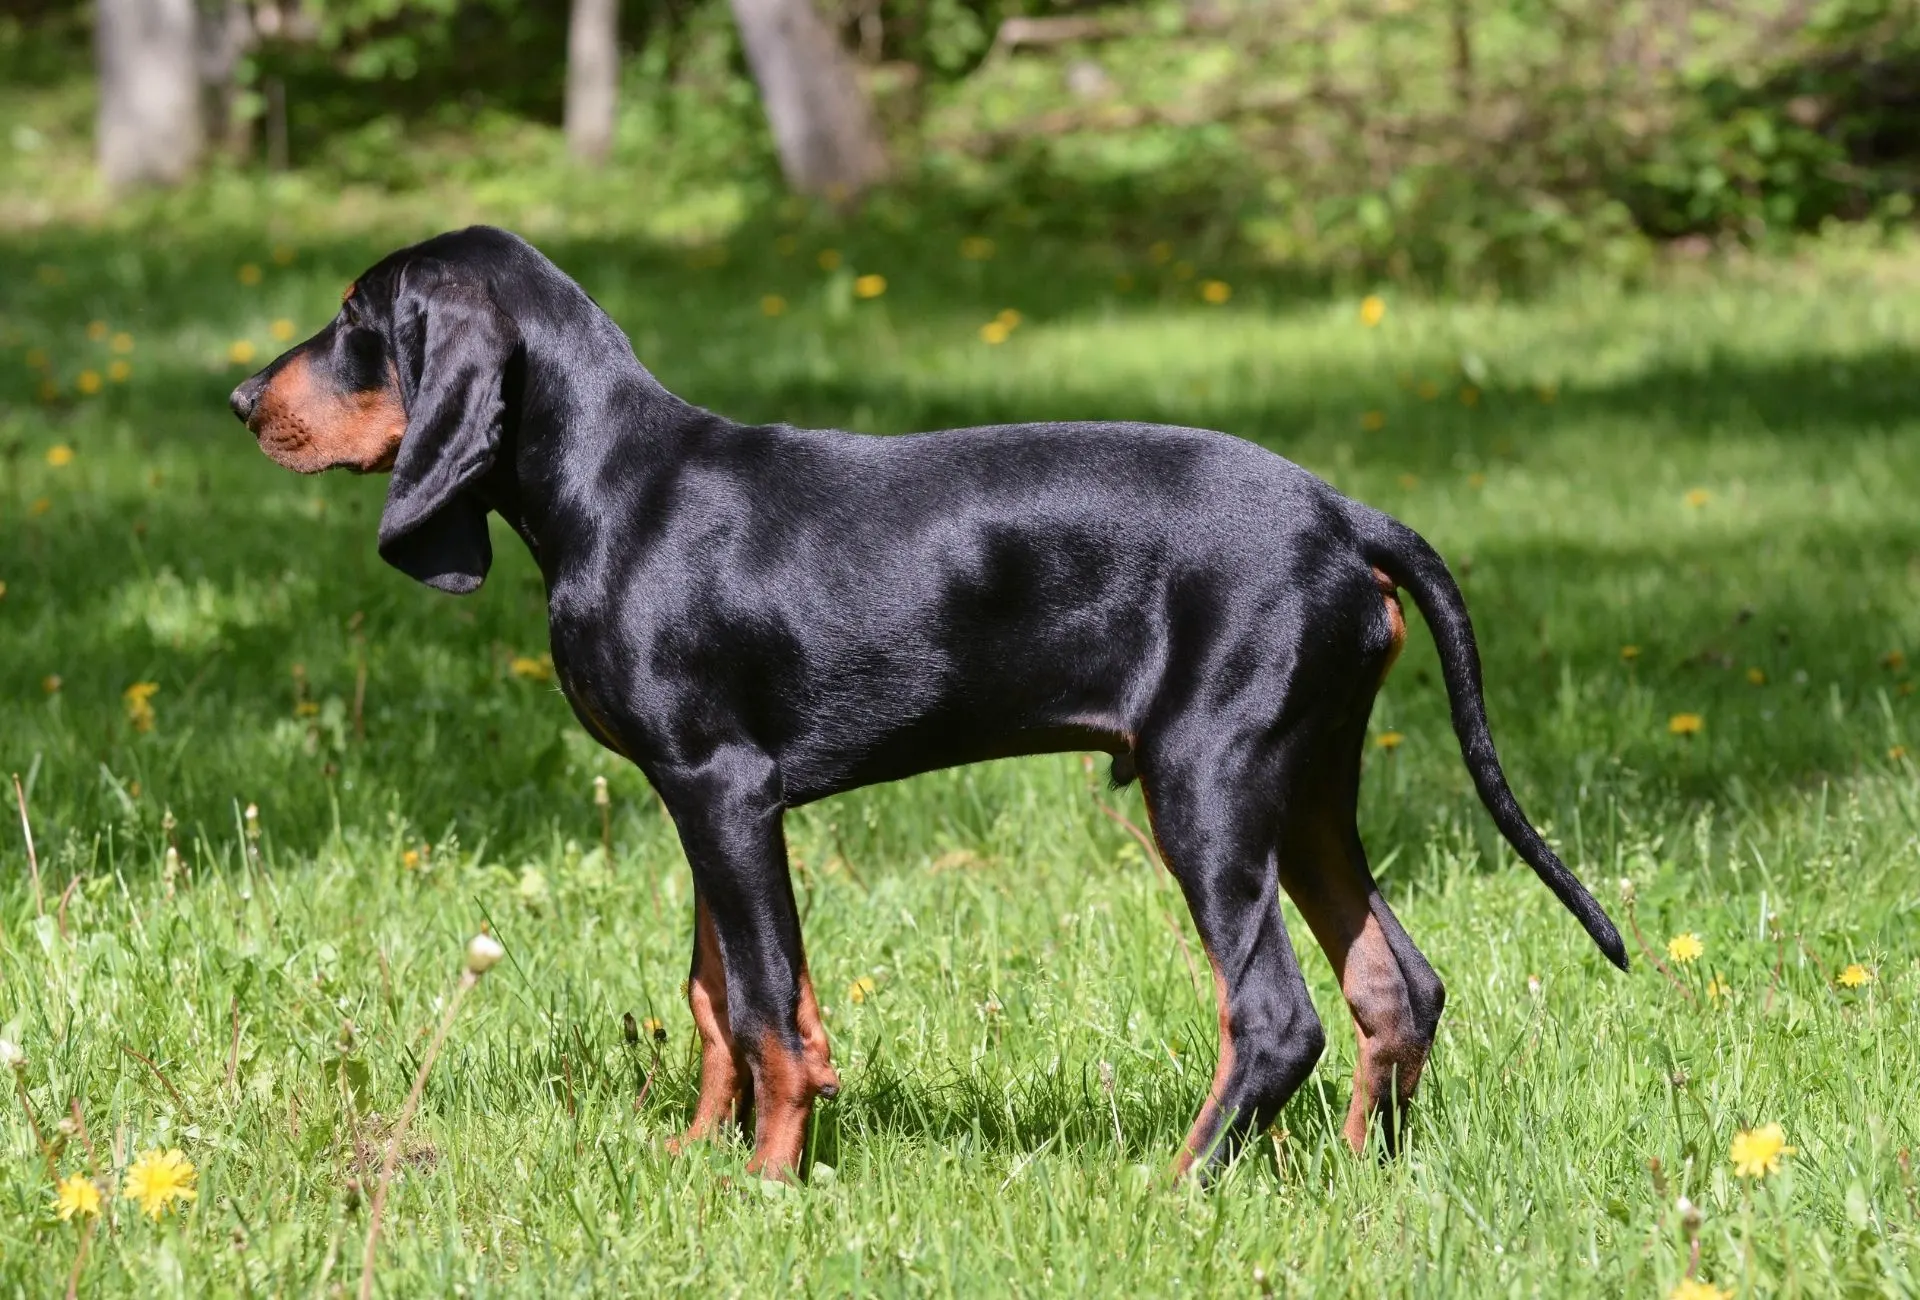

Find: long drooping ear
377;282;521;594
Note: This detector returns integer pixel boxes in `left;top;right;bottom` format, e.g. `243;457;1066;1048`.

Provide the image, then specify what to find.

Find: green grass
2;192;1918;1297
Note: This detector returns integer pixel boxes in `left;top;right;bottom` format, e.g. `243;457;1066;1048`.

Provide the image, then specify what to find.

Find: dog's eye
339;326;386;384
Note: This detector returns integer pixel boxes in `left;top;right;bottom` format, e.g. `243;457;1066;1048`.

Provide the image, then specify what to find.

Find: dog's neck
475;313;718;581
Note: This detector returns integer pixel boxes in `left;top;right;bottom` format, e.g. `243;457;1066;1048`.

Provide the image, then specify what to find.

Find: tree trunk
200;0;260;163
96;0;204;189
565;0;620;164
729;0;890;200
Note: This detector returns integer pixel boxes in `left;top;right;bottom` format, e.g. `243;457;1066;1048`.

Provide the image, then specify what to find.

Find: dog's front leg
659;744;839;1180
668;893;753;1149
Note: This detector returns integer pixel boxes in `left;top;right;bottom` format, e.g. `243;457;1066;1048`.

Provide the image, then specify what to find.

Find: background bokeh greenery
8;0;1920;285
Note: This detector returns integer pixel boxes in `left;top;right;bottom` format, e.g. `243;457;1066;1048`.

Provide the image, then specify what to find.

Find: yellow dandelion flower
122;1148;196;1218
1745;666;1766;685
641;1016;666;1041
853;274;887;299
272;245;296;266
509;654;554;682
76;370;102;396
46;443;74;467
1890;745;1908;760
1669;712;1703;736
108;359;131;383
995;308;1022;329
1148;241;1174;265
1837;963;1873;988
1684;488;1711;508
401;849;421;870
960;236;995;261
1200;280;1232;305
1416;380;1439;400
237;263;263;286
1459;385;1480;407
1669;1280;1730;1300
1666;932;1704;964
1376;731;1405;750
1360;410;1385;431
1467;472;1487;489
1729;1122;1792;1179
761;294;787;317
1621;645;1641;661
270;319;296;342
1359;295;1386;327
25;347;50;370
43;675;62;694
1537;381;1558;403
54;1173;102;1221
30;497;52;516
1705;975;1731;1004
111;332;134;354
86;320;109;341
228;340;256;366
979;320;1011;345
849;976;876;1004
1882;650;1907;671
124;681;159;733
1397;473;1418;489
294;700;319;718
817;249;842;271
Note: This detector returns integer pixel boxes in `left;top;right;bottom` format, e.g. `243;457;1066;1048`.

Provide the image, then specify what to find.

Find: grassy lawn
2;197;1918;1296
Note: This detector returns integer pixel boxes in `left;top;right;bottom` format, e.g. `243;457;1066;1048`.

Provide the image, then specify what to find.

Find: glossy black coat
232;226;1624;1176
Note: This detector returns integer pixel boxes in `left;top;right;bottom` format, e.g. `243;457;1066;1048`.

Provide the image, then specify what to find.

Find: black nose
229;384;257;423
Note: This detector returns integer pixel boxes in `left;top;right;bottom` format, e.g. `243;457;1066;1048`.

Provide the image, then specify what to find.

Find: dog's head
228;227;526;594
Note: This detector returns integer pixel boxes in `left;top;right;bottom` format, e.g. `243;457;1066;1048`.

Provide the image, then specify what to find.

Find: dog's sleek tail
1355;507;1629;971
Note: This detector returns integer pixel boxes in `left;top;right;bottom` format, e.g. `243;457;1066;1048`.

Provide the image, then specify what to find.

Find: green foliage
1627;0;1920;237
13;0;1920;283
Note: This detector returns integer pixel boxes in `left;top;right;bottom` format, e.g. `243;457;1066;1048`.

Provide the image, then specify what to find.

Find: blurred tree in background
5;0;1916;283
94;0;201;185
565;0;620;163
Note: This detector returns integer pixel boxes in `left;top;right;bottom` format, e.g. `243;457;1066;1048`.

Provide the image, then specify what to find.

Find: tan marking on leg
1136;776;1237;1181
1334;915;1428;1152
1171;954;1236;1179
670;898;747;1152
1281;842;1427;1155
746;970;838;1181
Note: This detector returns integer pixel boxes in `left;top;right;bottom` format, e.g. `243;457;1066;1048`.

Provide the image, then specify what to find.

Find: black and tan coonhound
229;226;1625;1180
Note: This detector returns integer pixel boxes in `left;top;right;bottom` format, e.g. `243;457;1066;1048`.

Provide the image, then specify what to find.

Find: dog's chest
545;605;642;759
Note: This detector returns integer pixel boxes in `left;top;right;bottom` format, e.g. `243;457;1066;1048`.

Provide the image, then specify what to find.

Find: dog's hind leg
659;744;839;1180
1278;725;1445;1156
1141;730;1326;1180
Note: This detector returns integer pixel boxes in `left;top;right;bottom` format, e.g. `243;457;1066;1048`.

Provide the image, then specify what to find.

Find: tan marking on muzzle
251;353;405;475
